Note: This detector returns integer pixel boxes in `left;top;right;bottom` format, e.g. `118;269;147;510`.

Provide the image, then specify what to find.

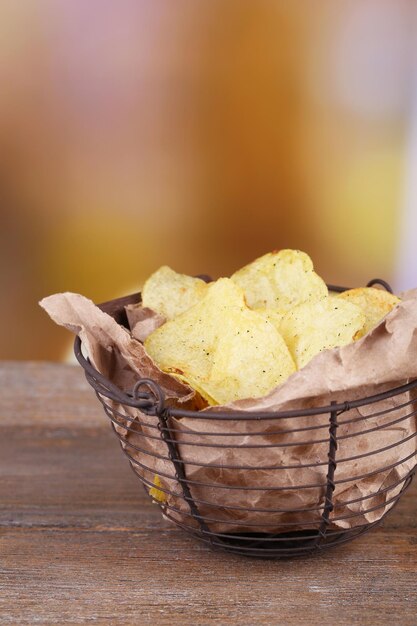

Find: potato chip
279;299;365;369
207;317;296;404
254;308;287;333
145;278;240;383
337;287;400;338
231;249;328;310
149;474;166;503
170;371;218;405
141;265;208;320
144;278;296;405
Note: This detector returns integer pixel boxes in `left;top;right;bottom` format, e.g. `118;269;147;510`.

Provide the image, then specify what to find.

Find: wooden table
1;362;416;625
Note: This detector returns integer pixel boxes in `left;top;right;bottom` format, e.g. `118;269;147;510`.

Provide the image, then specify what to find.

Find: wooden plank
0;363;416;625
1;526;416;626
0;362;102;428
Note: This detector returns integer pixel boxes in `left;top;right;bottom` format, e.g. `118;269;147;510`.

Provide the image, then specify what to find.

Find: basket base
191;524;381;559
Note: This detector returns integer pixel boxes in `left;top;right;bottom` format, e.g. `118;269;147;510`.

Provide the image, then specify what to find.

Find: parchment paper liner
40;289;417;535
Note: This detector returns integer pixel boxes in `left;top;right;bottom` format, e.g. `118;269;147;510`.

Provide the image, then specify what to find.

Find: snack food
149;475;166;503
142;250;400;405
141;265;208;320
278;298;365;369
337;287;401;339
144;278;296;405
231;249;328;310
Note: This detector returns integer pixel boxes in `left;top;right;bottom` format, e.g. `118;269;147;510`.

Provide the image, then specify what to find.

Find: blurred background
1;0;417;361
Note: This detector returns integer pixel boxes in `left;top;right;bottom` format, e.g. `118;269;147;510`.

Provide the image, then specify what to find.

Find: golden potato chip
337;287;400;338
231;249;328;310
144;278;296;405
254;308;287;333
141;265;208;320
279;299;365;369
149;474;166;503
170;372;218;405
207;317;296;404
145;278;239;384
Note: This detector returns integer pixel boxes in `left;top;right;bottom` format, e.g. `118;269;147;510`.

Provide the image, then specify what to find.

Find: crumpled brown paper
125;303;165;342
40;290;417;535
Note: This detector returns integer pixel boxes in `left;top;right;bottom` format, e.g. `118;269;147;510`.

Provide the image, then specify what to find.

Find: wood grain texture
0;362;416;625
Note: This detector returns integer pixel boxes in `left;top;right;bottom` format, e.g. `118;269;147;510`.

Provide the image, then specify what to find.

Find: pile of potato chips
141;250;400;406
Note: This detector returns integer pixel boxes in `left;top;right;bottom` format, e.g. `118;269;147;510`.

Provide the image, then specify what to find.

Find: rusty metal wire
74;278;417;558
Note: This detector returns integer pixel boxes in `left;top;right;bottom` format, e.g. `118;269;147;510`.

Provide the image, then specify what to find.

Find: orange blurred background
1;1;417;361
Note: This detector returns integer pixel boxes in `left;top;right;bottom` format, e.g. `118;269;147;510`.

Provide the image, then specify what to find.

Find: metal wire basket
74;279;417;558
